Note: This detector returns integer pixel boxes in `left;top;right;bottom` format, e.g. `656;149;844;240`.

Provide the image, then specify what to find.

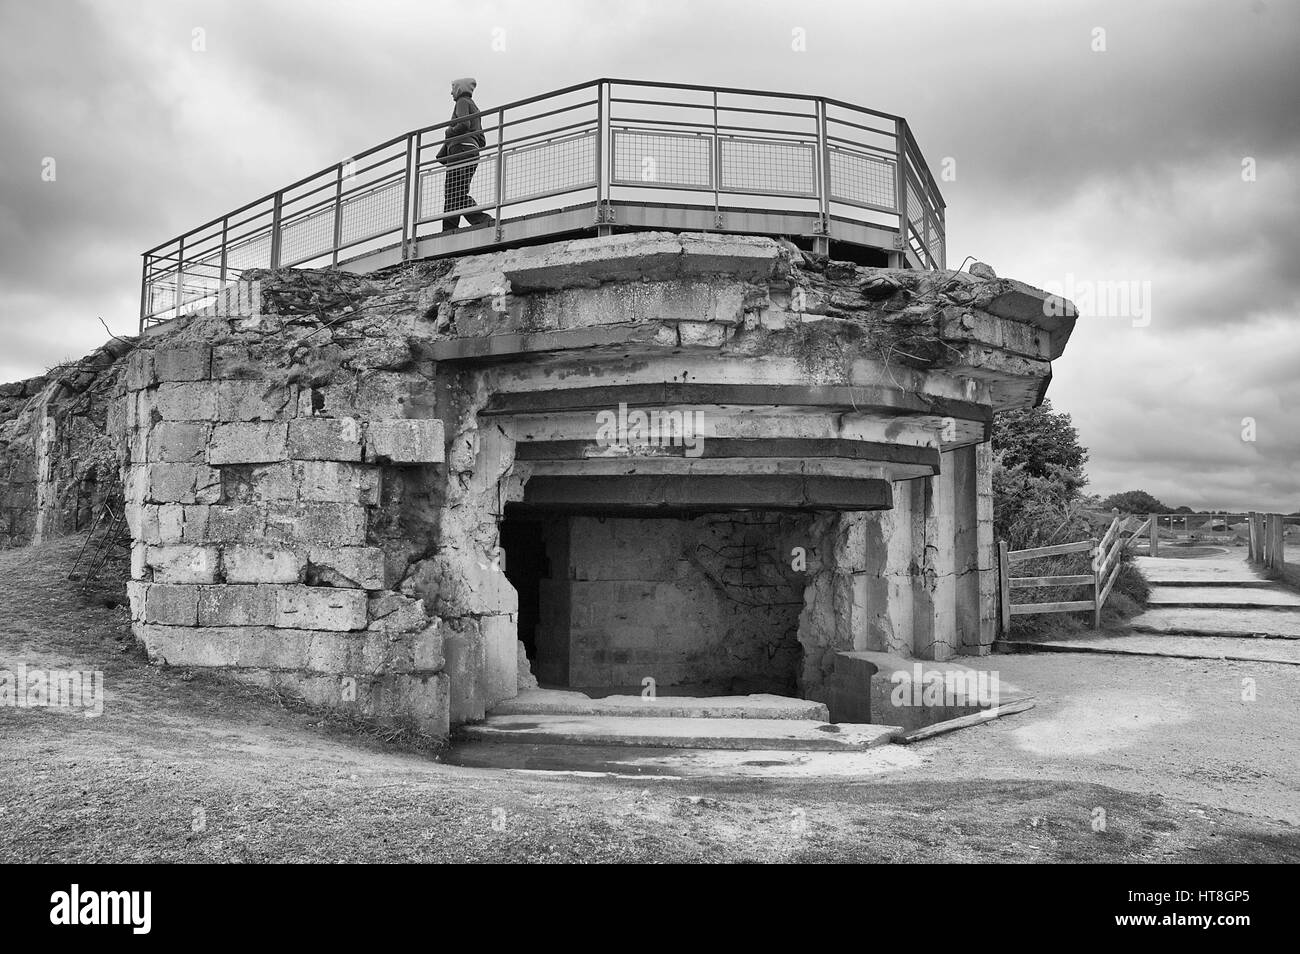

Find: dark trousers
442;155;493;230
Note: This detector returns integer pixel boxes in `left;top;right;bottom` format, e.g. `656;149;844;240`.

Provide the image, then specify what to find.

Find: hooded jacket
442;78;486;156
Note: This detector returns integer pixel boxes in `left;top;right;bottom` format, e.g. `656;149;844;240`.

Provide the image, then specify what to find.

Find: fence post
813;99;831;256
138;255;149;334
1248;511;1260;563
494;109;506;243
270;193;283;268
894;118;908;267
1148;512;1159;557
401;135;415;261
332;163;343;268
1092;537;1103;628
173;235;185;319
998;539;1011;637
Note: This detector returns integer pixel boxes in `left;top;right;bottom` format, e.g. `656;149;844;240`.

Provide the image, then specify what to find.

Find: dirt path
1;537;1296;863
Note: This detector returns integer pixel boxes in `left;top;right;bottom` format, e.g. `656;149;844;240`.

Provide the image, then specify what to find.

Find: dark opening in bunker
499;504;810;697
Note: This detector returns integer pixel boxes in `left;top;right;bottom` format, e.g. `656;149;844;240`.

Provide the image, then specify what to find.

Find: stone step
458;714;903;750
998;633;1300;665
492;689;829;721
1129;607;1300;639
1147;585;1300;608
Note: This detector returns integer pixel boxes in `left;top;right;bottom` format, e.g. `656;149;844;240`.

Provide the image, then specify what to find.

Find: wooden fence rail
999;511;1129;633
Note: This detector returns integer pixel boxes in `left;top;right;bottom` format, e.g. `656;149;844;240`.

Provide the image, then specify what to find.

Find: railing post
494;109;506;243
895;118;908;268
401;135;415;261
593;81;605;202
269;194;283;269
594;81;612;237
998;539;1011;637
173;236;185;319
711;89;721;231
332;163;343;268
138;255;149;334
219;217;229;285
813;98;831;256
1148;512;1159;557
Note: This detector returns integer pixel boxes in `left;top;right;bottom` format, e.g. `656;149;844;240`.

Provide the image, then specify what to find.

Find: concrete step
458;714;903;750
1146;585;1300;608
998;633;1300;666
491;689;829;721
1129;607;1300;638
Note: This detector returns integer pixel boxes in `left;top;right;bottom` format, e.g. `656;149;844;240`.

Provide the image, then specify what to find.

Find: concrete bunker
82;230;1075;739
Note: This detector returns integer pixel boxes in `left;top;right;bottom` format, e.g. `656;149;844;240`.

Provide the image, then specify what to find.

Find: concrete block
216;380;293;421
209;422;289;465
125;351;155;391
221;463;297;503
366;593;428;632
205;504;266;542
288;417;363;462
198;585;278;626
147;422;210;463
141;582;200;625
145;464;222;504
146;545;220;584
154;382;218;421
154;345;212;382
482;614;518;708
365;419;445;464
310;547;386;589
126;580;146;622
265;502;367;547
275;585;368;632
677;321;728;347
131;542;148;580
224;545;306;584
294;461;381;505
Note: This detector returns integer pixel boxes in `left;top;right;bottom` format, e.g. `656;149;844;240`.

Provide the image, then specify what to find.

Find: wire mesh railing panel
828;147;896;209
504;131;596;203
280;205;336;265
147;281;176;317
225;232;273;273
718;138;816;196
340;178;405;246
415;154;499;221
611;129;713;189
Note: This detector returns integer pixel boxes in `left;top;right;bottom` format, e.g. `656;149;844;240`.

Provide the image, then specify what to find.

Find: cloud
0;0;1296;508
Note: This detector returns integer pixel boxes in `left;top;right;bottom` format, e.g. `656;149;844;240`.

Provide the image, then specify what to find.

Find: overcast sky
1;0;1296;510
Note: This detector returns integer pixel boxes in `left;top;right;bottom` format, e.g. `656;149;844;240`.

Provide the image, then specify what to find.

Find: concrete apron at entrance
449;657;1037;776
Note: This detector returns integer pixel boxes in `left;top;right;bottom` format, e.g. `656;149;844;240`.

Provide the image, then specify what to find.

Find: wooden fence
1248;511;1293;584
998;511;1130;632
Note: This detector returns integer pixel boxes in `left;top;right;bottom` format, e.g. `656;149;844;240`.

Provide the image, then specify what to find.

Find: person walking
438;77;493;231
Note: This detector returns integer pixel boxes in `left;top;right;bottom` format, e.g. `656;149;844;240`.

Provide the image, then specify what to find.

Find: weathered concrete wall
544;513;810;694
0;231;1071;737
116;274;455;735
0;341;134;548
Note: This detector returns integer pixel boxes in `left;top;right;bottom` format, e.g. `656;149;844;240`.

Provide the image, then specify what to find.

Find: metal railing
140;78;947;331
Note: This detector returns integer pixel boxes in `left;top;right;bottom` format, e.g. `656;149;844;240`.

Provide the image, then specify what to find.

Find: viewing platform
140;78;947;331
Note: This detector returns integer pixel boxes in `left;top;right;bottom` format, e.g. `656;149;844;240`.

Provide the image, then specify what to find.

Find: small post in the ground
1091;537;1102;628
1148;512;1159;557
998;539;1011;637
